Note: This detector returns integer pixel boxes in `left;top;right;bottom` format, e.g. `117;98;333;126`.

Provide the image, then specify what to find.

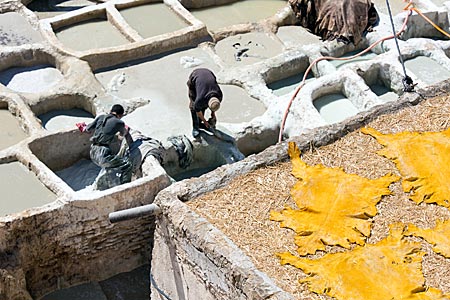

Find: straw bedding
187;94;450;299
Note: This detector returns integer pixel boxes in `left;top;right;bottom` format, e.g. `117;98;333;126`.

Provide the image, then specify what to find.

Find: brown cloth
288;0;379;45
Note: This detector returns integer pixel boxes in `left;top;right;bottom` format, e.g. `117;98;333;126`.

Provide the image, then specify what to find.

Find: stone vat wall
0;162;171;300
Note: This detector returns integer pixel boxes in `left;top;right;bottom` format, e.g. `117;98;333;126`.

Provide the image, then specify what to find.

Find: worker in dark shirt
187;68;223;138
84;104;133;189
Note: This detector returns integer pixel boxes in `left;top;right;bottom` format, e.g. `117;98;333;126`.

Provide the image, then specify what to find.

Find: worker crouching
83;104;133;190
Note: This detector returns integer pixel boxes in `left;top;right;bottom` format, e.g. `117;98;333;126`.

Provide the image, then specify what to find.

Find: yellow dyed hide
362;127;450;207
270;142;399;255
405;220;450;258
278;225;447;300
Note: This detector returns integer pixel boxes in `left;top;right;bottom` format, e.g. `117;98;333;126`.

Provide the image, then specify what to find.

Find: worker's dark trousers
190;109;200;130
90;144;132;190
189;99;200;131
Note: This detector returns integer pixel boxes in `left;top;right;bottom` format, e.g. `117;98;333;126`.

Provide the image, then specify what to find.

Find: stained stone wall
0;167;171;299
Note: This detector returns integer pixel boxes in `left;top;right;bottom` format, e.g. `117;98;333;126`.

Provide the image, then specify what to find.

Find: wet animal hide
288;0;379;45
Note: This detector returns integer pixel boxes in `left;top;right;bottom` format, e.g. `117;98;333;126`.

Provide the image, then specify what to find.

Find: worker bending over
187;68;222;138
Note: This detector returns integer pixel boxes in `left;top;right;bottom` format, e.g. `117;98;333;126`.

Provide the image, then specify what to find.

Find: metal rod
385;0;414;92
109;203;161;223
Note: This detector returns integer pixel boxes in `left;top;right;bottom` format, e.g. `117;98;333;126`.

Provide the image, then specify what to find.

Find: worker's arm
187;78;196;102
118;124;133;146
208;111;217;128
124;131;133;147
84;117;99;133
196;111;210;128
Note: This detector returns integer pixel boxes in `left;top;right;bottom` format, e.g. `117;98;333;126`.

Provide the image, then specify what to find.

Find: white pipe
108;203;161;223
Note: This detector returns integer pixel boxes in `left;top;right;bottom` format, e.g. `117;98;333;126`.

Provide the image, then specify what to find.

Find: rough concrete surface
0;0;450;299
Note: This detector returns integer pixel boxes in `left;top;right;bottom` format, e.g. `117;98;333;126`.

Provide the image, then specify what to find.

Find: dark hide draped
288;0;379;45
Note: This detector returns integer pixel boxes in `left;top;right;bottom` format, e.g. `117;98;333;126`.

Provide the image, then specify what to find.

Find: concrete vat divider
0;99;31;151
115;1;190;39
358;62;403;102
27;94;96;132
28;130;93;175
262;52;313;95
28;94;96;118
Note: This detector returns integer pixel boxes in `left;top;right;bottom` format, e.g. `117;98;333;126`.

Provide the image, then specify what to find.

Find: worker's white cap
208;97;221;112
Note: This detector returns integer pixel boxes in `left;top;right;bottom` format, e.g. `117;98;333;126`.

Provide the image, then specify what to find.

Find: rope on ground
150;271;173;300
278;5;412;142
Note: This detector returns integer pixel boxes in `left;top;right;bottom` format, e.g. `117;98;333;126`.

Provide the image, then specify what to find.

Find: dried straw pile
187;94;450;299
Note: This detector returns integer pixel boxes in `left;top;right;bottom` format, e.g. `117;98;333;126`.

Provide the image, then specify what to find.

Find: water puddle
267;72;315;96
370;84;398;102
119;3;188;39
276;26;322;48
329;50;378;69
313;93;359;124
405;56;450;85
219;84;266;122
215;32;283;66
40;265;149;300
27;0;94;19
38;108;94;132
189;0;286;31
55;18;129;51
55;159;100;191
0;12;43;45
0;161;56;217
0;65;63;93
0;109;29;151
